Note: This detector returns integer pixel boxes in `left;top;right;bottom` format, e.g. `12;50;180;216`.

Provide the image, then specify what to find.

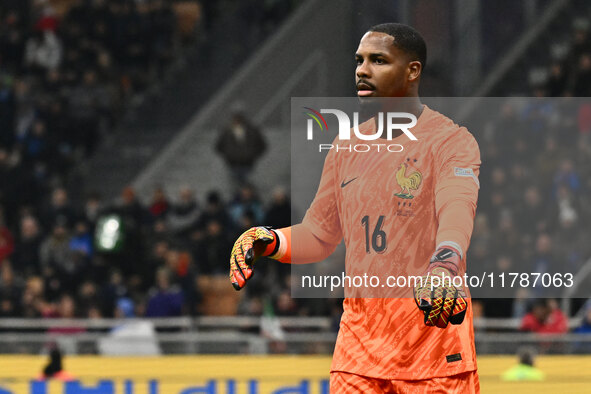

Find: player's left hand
414;247;467;328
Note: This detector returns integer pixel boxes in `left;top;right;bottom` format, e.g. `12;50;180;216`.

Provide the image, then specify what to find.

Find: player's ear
408;61;422;82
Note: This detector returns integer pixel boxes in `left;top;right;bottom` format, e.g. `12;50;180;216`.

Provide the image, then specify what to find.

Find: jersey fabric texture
330;370;480;393
301;105;481;380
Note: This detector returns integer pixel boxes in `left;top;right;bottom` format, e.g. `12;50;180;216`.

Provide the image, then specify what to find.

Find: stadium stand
0;0;300;321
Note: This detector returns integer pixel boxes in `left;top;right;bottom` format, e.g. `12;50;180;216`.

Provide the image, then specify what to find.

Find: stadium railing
0;317;589;355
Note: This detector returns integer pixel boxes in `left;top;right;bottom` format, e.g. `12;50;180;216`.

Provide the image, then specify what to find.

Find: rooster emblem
394;162;422;199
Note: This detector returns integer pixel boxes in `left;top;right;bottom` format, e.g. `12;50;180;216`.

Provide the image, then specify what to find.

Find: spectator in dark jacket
215;112;267;188
12;215;43;276
264;187;291;229
148;186;170;220
167;186;200;236
42;187;76;229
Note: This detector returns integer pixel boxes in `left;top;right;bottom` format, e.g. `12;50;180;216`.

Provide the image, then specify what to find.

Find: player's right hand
229;226;276;290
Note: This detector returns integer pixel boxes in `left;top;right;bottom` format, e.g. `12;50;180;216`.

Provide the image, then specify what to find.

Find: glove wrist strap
436;241;463;259
428;246;461;276
262;228;280;257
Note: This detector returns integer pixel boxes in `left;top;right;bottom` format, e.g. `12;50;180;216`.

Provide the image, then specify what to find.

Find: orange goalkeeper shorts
329;370;480;393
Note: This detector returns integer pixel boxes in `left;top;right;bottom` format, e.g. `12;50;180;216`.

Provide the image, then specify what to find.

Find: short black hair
368;23;427;70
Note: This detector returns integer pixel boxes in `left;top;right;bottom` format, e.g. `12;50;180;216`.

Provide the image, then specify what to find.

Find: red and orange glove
229;227;279;290
414;247;468;328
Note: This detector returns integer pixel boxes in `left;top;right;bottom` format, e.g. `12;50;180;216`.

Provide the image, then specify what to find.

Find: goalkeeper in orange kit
229;23;480;393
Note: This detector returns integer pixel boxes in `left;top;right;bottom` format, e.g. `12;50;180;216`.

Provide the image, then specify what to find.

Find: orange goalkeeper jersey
301;105;481;380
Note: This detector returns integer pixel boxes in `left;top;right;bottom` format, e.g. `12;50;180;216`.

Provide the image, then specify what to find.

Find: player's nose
356;61;371;79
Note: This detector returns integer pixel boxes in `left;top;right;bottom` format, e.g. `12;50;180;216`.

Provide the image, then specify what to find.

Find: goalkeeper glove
414;246;468;328
229;226;278;290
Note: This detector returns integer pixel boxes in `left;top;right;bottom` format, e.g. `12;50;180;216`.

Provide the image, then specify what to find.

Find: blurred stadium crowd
470;96;591;320
0;0;591;344
0;0;200;320
0;181;299;319
0;0;189;166
468;20;591;330
0;0;310;324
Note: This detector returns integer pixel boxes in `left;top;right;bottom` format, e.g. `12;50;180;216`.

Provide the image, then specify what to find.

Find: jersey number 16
361;215;387;253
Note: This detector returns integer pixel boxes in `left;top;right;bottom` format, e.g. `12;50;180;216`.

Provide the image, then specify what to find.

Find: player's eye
375;58;385;65
355;57;363;65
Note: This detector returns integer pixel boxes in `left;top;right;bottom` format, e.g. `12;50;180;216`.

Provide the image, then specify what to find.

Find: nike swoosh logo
341;177;358;188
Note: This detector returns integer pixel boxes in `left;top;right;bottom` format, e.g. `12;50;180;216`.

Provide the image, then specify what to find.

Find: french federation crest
394;162;422;199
